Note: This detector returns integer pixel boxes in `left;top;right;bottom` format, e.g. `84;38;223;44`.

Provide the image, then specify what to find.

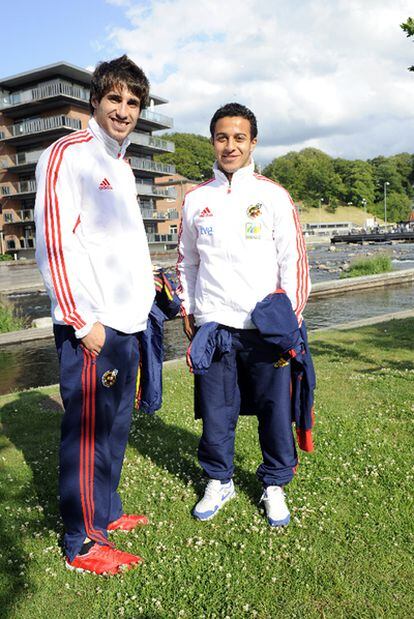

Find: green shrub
0;301;26;332
0;254;13;262
340;253;393;278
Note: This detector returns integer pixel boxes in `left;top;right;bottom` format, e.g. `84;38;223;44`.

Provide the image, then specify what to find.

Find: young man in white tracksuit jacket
35;56;155;575
177;103;311;526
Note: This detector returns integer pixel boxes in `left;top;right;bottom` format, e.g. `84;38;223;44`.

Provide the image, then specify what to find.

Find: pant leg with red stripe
54;325;140;562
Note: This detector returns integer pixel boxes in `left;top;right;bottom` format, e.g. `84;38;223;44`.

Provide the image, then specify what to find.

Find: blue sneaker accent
261;486;290;527
193;480;235;521
268;513;291;527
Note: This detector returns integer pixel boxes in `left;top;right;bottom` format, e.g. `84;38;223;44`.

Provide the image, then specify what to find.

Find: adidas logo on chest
99;177;113;191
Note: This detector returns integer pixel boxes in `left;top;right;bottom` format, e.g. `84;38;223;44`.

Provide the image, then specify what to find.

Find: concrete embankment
310;268;414;298
0;268;413;347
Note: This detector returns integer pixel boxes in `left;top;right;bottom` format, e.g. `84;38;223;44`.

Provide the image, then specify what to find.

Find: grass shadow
0;444;29;619
1;391;63;533
130;410;262;506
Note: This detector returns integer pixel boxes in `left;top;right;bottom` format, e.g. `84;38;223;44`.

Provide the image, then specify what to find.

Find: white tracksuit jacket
177;161;310;328
35;117;154;338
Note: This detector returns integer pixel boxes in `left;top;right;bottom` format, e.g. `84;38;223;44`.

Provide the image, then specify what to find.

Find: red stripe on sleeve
44;131;92;329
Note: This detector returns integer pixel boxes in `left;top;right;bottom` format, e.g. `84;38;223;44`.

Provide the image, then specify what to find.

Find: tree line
157;134;414;222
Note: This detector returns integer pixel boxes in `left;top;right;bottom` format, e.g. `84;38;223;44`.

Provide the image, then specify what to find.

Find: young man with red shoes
35;56;155;575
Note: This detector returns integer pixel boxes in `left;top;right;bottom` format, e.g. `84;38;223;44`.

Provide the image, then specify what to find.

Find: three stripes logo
199;207;213;217
99;178;113;191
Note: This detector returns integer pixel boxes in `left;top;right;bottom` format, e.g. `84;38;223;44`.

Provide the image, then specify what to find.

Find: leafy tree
155;133;215;180
264;148;344;206
340;160;376;207
371;191;411;222
389;153;414;198
401;17;414;71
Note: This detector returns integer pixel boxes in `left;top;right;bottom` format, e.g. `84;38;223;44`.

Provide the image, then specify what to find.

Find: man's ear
250;137;258;153
91;97;98;111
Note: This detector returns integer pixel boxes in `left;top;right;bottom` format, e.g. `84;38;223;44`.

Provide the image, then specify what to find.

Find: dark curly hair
210;102;258;139
89;55;150;113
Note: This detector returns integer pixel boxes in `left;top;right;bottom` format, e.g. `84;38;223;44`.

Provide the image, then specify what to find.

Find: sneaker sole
65;560;141;576
267;513;291;527
193;489;236;521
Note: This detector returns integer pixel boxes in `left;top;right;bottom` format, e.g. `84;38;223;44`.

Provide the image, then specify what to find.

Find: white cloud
104;0;414;163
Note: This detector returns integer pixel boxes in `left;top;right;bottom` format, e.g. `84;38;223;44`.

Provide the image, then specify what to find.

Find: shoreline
0;269;413;347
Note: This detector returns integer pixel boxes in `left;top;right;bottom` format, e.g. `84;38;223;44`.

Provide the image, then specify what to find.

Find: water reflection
0;281;412;395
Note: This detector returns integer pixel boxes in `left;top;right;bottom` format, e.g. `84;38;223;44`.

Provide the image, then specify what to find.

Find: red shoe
107;513;149;532
65;543;143;575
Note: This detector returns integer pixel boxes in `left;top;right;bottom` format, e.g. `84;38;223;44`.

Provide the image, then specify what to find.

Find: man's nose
116;101;128;118
226;137;236;151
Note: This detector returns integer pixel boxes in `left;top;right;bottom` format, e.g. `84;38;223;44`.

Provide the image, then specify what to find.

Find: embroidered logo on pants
102;369;118;387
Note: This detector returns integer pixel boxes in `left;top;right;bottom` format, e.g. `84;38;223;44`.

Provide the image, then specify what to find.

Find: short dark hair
210;102;258;139
89;55;150;113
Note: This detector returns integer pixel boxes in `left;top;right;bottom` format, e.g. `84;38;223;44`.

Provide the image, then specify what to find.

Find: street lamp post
361;198;367;214
319;197;324;221
384;182;390;227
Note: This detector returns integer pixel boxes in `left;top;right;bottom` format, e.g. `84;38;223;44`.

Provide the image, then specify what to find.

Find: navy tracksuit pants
54;325;140;562
195;329;297;487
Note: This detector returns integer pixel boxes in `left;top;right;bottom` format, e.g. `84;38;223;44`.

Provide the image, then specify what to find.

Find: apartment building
154;174;198;249
0;61;177;258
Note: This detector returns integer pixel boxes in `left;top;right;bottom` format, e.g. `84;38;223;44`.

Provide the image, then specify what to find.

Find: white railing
147;233;178;244
0;80;89;109
140;208;167;220
10;115;82;137
128;157;175;175
5;149;44;167
129;132;175;153
166;210;179;219
140;108;173;128
17;180;37;194
2;209;34;224
1;180;37;195
136;183;177;198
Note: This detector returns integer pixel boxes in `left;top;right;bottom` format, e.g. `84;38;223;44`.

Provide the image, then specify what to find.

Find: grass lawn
297;205;382;226
0;319;413;618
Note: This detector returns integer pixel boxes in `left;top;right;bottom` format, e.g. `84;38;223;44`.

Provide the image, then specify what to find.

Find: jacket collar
88;116;130;158
213;159;255;188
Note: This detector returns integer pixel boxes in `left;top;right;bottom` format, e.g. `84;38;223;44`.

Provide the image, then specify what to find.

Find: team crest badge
102;369;118;388
246;202;263;219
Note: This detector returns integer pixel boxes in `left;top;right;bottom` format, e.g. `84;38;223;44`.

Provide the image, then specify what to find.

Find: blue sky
2;0;126;76
2;0;414;163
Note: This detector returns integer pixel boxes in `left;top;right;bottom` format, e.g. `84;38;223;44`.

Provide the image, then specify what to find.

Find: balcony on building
146;232;178;248
2;115;82;146
0;77;173;131
0;148;43;172
1;179;36;198
138;107;173;131
140;207;167;221
128;156;176;178
129;132;175;155
2;208;34;226
0;79;90;118
136;182;177;199
5;235;36;254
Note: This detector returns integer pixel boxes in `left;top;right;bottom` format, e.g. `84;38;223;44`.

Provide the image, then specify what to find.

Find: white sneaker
193;479;236;521
261;486;290;527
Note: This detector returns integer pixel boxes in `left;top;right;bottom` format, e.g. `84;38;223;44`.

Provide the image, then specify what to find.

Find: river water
0;242;413;395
